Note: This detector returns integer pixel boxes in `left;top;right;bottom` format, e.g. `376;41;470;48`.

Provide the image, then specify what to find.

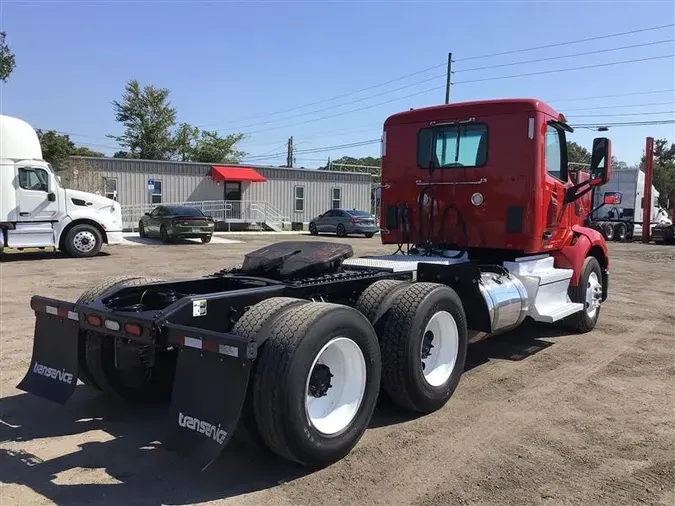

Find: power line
548;88;675;103
454;54;674;85
456;39;675;73
213;40;675;133
199;23;675;130
571;119;675;128
563;101;675;112
456;23;675;62
568;111;674;118
239;55;674;136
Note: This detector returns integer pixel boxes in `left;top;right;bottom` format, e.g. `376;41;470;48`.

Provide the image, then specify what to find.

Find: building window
332;187;341;209
294;186;304;212
18;167;49;192
150;179;162;204
104;177;118;201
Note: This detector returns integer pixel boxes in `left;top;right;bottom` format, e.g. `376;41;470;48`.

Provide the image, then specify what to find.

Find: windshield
168;206;205;217
48;163;63;188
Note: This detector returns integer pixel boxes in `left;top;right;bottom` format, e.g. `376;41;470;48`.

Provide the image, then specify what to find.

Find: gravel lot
1;235;673;506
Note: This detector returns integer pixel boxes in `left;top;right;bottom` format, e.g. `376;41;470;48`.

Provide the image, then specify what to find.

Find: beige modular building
62;157;374;231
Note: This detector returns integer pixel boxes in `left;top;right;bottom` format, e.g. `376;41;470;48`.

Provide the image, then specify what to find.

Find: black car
139;205;215;243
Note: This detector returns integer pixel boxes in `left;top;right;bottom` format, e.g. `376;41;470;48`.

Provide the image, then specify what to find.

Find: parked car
309;208;379;238
139;205;215;243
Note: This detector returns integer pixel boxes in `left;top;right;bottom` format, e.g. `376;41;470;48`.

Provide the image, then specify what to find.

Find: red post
642;137;654;243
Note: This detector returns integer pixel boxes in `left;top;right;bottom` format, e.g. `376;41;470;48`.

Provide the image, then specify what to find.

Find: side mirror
47;192;56;202
588;137;611;186
144;212;150;216
604;191;621;205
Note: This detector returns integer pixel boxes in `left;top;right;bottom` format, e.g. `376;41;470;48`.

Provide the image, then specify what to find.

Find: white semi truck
590;167;672;241
0;114;123;257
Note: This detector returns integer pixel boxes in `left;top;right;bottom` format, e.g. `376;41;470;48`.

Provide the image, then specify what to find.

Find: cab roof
384;98;561;127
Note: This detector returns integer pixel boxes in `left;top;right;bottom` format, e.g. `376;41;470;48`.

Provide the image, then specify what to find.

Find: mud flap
16;299;80;404
166;344;251;470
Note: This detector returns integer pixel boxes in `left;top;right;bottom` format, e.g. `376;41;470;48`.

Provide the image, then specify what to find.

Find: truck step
532;301;584;323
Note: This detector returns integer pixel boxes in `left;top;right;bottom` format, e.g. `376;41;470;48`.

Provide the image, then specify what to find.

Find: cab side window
18;168;49;192
545;125;565;181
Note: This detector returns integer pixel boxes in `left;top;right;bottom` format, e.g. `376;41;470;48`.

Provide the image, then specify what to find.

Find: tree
36;130;104;166
0;31;16;82
108;79;247;163
567;141;591;165
182;129;247;163
107;79;177;160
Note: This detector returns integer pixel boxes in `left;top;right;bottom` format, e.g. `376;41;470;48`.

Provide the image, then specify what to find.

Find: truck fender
56;216;109;249
552;225;609;300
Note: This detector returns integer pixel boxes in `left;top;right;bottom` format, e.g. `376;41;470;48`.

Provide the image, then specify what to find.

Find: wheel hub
585;272;603;318
309;363;333;398
73;231;96;252
421;330;435;366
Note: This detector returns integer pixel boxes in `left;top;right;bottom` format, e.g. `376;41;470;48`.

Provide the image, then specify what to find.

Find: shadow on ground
0;320;571;506
0;251;112;263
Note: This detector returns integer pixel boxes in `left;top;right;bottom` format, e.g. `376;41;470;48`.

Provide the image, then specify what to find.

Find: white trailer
0;114;123;257
591;167;672;240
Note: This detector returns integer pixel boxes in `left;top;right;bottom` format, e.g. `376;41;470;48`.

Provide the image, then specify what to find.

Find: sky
1;0;674;168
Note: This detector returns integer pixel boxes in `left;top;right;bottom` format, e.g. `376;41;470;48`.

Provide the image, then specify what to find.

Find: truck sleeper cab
16;98;611;470
0;115;123;257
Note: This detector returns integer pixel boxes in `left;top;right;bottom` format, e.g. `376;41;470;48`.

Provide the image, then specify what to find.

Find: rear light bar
32;299;145;339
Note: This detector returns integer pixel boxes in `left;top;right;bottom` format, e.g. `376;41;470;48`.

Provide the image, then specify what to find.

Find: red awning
210;165;267;182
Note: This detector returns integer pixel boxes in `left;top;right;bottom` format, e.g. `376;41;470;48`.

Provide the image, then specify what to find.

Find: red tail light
351;218;358;223
87;314;102;326
124;323;142;336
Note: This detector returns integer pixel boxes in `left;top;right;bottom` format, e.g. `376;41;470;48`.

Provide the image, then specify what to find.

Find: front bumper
105;230;124;245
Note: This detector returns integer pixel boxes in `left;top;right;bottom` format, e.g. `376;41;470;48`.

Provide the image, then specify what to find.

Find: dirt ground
0;235;673;506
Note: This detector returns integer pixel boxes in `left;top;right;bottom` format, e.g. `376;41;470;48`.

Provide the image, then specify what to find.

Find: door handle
20;212;30;216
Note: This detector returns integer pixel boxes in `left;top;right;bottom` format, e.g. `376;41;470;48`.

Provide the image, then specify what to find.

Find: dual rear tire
234;281;468;466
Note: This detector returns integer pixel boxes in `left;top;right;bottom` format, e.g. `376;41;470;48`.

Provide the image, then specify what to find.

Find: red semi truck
18;98;611;469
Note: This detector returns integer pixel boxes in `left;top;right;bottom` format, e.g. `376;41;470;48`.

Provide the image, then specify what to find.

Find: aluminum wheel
305;337;367;436
585;271;602;318
72;230;97;254
420;310;459;387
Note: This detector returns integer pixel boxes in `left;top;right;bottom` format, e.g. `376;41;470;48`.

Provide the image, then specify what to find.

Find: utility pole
642;136;654;244
326;157;331;170
445;52;453;104
286;136;294;168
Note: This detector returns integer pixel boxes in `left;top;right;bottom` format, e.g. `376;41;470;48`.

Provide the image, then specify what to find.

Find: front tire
201;235;212;243
309;223;318;235
252;302;381;467
64;224;103;258
379;282;468;414
565;256;603;333
336;224;347;237
138;221;147;238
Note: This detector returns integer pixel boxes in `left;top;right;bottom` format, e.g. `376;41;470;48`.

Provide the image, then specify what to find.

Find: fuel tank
469;271;529;343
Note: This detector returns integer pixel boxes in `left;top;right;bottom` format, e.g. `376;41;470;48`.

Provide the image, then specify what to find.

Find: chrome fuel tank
470;271;529;342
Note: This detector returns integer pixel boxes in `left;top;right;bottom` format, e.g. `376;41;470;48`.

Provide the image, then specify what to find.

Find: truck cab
0;114;123;257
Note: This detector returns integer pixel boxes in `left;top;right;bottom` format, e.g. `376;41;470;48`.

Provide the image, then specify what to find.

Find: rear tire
160;225;171;243
602;223;614;241
365;233;375;238
379;282;468;414
355;279;411;331
79;276;176;402
565;256;603;333
613;222;627;242
230;297;309;447
64;224;103;258
252;302;381;467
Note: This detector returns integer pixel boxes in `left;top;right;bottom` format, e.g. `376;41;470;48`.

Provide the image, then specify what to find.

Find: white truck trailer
0;114;123;257
590;167;672;241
